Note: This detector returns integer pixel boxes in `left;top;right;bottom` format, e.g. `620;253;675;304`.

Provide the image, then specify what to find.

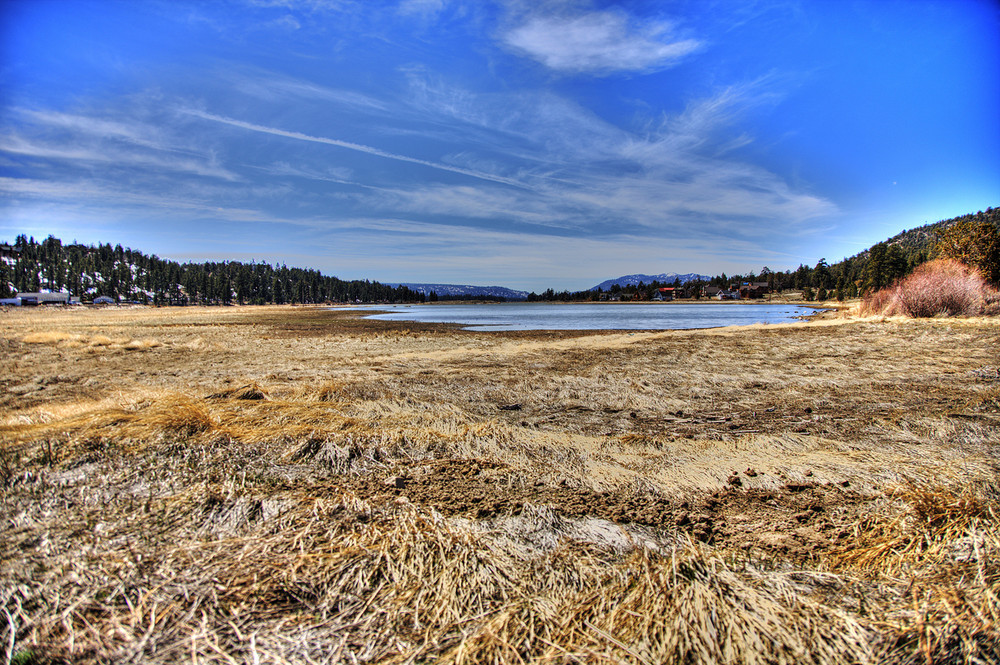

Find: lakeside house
702;282;770;300
739;282;771;299
652;287;676;301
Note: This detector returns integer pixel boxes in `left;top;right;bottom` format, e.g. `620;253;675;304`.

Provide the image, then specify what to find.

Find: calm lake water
353;302;822;331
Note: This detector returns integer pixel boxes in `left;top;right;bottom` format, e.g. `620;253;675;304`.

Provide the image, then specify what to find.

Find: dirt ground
1;304;998;664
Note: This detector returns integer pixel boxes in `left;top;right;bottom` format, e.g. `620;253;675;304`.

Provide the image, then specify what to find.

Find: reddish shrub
858;286;896;317
860;259;999;318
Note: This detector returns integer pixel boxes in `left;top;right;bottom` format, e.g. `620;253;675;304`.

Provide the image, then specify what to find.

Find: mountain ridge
389;283;530;300
589;272;711;291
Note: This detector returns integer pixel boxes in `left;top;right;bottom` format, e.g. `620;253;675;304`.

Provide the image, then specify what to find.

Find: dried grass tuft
142;400;215;437
123;338;162;350
834;481;997;573
22;331;85;344
205;382;268;400
446;546;873;665
18;331;162;351
312;380;344;402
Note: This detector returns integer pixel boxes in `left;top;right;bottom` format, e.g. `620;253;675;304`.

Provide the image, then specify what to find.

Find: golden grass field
1;304;997;664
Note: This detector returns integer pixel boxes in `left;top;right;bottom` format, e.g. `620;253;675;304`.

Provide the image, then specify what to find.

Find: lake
352;302;822;331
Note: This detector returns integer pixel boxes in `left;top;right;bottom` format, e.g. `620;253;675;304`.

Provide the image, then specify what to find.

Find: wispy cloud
0;177;287;223
390;74;836;233
0;2;848;287
13;108;170;151
254;161;357;185
226;70;389;111
0;134;239;181
4;108;242;181
503;9;701;75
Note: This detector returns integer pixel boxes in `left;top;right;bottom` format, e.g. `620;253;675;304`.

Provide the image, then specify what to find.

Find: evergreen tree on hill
934;214;1000;286
0;236;424;305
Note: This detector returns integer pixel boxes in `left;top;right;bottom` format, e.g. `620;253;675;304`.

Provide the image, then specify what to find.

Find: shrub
858;286;896;316
860;259;999;318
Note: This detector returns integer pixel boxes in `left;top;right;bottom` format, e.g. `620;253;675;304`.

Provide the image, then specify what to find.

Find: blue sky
1;0;998;291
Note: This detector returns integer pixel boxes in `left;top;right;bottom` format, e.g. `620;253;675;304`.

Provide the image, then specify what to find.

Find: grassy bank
1;306;998;663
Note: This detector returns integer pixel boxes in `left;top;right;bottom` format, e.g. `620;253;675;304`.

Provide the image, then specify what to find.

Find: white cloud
503;10;700;75
4;107;245;182
354;183;579;228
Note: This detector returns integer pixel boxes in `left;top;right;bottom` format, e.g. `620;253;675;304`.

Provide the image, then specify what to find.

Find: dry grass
1;305;998;663
832;481;1000;664
21;331;86;345
22;330;162;351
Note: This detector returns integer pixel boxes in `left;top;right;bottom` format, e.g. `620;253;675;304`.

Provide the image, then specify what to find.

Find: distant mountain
590;272;710;291
393;283;530;300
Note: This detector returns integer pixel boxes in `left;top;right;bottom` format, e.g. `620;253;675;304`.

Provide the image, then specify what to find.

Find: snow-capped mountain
590;273;709;291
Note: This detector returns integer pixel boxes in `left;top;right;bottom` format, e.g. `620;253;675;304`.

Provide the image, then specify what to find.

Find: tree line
3;208;996;305
0;236;425;305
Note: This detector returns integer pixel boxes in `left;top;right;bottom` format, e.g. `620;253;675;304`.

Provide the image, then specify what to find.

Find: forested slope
0;235;423;304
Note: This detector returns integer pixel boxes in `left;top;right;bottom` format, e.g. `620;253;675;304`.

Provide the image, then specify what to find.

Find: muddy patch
323;458;872;562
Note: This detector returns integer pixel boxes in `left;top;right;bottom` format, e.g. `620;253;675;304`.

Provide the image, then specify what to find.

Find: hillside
846;207;999;266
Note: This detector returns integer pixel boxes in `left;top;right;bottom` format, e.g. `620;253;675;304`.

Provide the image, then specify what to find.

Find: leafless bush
860;259;999;317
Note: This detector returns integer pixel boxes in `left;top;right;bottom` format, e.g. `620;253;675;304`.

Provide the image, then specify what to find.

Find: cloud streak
182;109;528;188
